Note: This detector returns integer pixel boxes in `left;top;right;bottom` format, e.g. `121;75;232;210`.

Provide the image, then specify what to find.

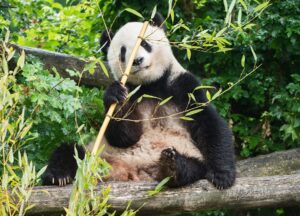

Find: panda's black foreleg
42;143;85;186
158;147;207;187
104;81;143;148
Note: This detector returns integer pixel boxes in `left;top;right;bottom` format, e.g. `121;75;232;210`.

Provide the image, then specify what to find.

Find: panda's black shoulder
168;71;207;103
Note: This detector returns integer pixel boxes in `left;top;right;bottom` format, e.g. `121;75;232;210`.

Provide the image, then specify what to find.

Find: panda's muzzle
131;65;151;74
133;57;144;66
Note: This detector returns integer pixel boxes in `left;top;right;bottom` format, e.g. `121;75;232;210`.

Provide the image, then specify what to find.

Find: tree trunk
26;148;300;215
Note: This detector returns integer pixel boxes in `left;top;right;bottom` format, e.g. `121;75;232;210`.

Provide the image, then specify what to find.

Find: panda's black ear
150;12;167;32
100;30;114;54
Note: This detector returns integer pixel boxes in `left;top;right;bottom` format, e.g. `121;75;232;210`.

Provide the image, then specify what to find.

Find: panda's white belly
94;101;203;181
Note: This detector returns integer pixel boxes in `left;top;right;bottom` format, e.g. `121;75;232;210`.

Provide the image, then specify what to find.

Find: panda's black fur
42;13;236;189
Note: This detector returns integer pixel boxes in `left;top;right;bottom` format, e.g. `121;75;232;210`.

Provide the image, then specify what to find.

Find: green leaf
241;54;245;68
254;1;270;13
143;94;161;100
212;89;223;100
17;50;25;69
151;5;157;19
237;8;242;26
186;48;191;61
124;8;144;19
148;177;170;196
98;60;109;78
206;90;212;101
37;166;47;178
250;45;257;63
185;109;203;116
180;116;194;121
5;29;10;43
76;124;85;133
127;85;141;98
194;85;215;91
239;0;247;10
159;96;173;106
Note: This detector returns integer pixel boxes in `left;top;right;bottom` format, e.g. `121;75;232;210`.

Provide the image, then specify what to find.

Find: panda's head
100;13;183;85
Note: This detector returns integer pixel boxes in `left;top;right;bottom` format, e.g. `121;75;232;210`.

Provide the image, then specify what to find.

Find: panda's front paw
104;81;128;108
42;168;73;186
206;168;236;190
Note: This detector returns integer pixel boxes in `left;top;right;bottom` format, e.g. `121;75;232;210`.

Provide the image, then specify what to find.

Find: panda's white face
107;22;179;85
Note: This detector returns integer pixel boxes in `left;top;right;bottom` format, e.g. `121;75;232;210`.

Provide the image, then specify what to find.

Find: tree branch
10;44;114;88
26;148;300;215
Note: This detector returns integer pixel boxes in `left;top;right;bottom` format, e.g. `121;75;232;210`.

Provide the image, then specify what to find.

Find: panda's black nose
133;57;144;66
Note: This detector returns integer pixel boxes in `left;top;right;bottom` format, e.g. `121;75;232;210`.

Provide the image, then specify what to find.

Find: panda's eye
120;46;126;62
141;40;152;53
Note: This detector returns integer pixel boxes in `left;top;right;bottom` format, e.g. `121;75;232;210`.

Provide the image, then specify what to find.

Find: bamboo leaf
151;5;157;19
194;85;216;91
206;90;212;101
241;54;245;68
185;109;203;116
76;124;85;133
212;89;223;100
159;96;173;106
254;1;270;13
186;48;191;61
180;116;194;121
238;8;242;26
127;85;141;98
17;50;25;69
250;45;257;63
239;0;247;10
98;60;109;78
143;94;161;100
124;8;144;19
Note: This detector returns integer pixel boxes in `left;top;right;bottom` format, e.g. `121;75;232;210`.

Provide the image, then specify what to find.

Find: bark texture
27;149;300;215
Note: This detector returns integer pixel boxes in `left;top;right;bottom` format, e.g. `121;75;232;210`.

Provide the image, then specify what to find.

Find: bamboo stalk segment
92;21;149;154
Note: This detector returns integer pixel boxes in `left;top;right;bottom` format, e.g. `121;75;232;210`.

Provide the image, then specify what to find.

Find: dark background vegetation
0;0;299;215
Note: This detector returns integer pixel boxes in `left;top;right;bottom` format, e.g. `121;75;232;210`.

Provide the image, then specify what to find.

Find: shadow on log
27;148;300;215
11;44;114;88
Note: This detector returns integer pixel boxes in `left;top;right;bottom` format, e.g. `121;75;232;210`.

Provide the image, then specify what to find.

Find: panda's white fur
107;22;185;85
88;22;203;181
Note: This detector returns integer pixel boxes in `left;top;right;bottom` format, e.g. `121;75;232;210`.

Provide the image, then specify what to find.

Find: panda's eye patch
141;40;152;53
120;46;126;62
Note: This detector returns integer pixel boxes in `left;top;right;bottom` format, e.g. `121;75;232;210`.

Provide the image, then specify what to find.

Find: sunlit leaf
180;116;194;121
17;50;25;69
186;48;191;61
127;85;141;98
98;60;109;78
241;54;245;68
250;45;257;63
206;90;212;101
124;8;143;19
254;1;270;13
151;5;157;19
159;96;173;106
185;109;203;116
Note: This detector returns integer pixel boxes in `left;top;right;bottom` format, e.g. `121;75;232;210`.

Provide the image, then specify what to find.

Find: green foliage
0;40;46;216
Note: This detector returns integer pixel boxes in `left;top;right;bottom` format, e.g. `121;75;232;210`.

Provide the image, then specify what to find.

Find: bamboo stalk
92;21;149;154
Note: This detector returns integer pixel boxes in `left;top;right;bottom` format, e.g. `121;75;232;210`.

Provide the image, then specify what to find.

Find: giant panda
42;13;236;189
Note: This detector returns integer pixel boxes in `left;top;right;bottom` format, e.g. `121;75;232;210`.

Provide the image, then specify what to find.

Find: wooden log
10;44;114;88
28;174;300;215
26;149;300;215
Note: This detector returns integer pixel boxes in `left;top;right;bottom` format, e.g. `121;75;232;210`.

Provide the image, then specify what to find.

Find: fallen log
27;148;300;215
11;44;114;88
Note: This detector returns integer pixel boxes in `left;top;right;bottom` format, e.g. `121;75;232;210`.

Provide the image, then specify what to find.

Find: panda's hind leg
42;143;85;186
158;147;207;187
